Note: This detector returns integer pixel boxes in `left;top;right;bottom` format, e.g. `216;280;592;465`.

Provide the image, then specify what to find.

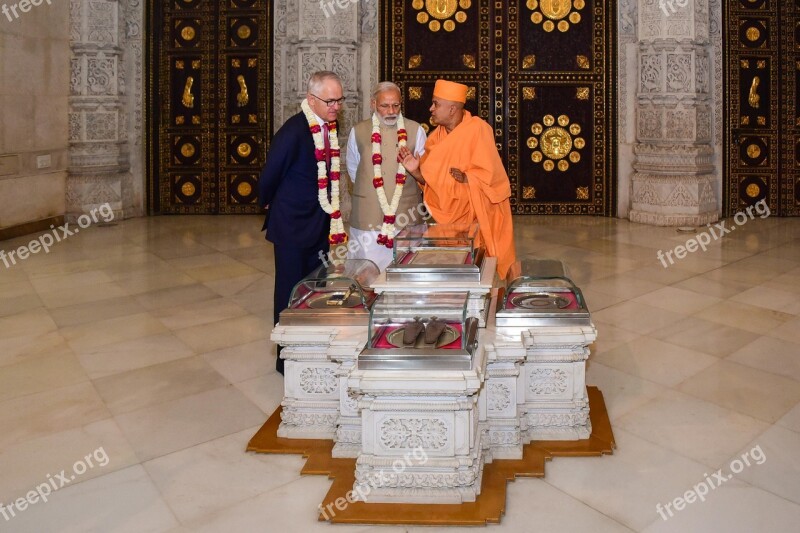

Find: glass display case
496;259;591;327
385;223;484;282
358;291;479;370
279;259;380;326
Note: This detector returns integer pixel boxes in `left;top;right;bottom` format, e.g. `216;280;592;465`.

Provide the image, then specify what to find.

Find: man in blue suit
258;71;344;375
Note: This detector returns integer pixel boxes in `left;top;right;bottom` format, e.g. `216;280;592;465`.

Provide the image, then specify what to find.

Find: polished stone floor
0;214;799;532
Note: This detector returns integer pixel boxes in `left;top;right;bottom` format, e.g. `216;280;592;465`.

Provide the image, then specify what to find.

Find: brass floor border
247;386;615;526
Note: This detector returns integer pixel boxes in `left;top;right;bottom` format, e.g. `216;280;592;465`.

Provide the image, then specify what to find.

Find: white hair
372;81;401;101
307;71;342;93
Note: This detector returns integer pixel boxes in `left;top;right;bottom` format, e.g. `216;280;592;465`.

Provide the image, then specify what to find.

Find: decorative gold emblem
181;182;196;196
181;26;196;41
749;76;760;109
462;54;476;68
232;58;241;68
528;0;584;32
746;144;761;159
522;87;536;100
577;55;590;69
232;115;241;124
192;116;201;125
192;60;201;69
426;0;457;19
741;116;750;125
249;114;257;124
175;116;185;125
248;58;257;68
745;183;761;198
237;25;251;40
541;128;572;160
529;116;585;173
237;182;253;197
414;0;469;32
576;186;589;200
756;59;766;69
409;87;423;100
741;59;750;69
182;77;195;108
408;55;423;69
757;116;766;126
236;75;249;107
176;60;185;70
745;27;761;42
576;87;590;100
523;186;536;199
180;142;195;158
522;55;536;69
466;86;476;100
237;142;252;158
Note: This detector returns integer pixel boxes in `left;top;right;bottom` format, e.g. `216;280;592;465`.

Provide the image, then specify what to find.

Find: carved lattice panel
382;0;616;215
149;0;273;214
725;0;798;215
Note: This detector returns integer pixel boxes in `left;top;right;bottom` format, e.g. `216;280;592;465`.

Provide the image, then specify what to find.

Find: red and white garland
301;99;347;245
371;113;408;248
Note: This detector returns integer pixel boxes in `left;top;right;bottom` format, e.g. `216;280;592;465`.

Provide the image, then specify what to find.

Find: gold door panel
148;0;273;214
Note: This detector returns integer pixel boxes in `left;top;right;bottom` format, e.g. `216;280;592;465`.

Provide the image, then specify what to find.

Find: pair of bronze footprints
402;316;448;346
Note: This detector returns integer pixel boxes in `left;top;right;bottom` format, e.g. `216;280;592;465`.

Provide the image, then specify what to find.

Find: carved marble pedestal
272;325;366;441
348;348;487;504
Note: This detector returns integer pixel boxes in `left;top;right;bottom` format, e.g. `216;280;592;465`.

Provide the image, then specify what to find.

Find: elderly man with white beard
345;82;427;270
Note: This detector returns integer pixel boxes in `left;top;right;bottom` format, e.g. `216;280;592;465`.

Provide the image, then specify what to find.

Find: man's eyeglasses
310;94;345;108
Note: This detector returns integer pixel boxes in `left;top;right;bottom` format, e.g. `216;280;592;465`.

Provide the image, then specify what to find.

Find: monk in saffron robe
399;79;516;278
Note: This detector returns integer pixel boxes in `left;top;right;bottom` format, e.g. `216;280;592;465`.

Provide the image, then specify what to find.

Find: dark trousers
272;235;329;374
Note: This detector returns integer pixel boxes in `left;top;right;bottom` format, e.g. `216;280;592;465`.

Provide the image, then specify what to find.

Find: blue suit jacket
258;112;331;247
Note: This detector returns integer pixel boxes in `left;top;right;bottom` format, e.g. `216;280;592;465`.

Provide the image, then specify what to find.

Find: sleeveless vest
350;118;422;231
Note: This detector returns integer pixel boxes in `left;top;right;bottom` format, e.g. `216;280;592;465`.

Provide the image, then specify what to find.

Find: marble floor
0;214;799;532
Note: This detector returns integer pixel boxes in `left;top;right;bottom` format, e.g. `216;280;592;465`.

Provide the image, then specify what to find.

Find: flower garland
371;113;408;248
301;99;347;245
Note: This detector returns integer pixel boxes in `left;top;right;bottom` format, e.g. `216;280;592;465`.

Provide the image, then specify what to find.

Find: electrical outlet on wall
36;154;52;169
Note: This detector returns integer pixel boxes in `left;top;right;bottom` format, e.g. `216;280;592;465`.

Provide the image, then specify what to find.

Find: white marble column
628;0;719;226
67;0;141;220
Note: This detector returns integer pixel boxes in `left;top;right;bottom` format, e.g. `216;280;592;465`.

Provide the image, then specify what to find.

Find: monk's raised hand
450;168;467;183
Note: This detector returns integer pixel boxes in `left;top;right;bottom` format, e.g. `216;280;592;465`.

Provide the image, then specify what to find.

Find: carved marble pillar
629;0;719;226
68;0;137;220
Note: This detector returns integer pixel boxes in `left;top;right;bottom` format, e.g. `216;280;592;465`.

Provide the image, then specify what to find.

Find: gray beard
379;116;398;127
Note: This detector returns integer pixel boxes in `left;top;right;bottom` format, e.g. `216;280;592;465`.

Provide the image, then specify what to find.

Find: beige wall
0;0;69;231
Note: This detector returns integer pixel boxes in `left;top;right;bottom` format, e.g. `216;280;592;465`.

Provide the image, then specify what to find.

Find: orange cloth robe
420;111;516;278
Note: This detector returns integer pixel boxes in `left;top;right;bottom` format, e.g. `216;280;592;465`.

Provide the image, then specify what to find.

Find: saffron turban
433;80;468;104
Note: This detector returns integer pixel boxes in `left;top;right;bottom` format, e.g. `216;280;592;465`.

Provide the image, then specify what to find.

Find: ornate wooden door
381;0;617;215
725;0;800;216
147;0;273;214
